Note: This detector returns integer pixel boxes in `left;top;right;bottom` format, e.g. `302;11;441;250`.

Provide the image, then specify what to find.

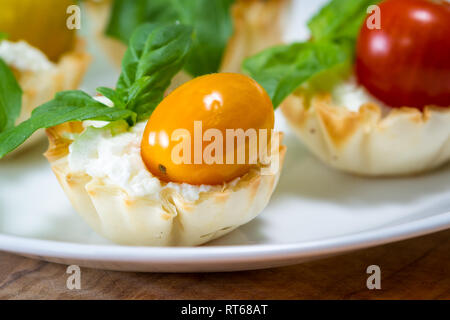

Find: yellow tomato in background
141;73;274;185
0;0;76;61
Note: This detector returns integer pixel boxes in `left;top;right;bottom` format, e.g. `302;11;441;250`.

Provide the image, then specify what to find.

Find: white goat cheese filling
0;40;54;72
332;77;388;112
68;121;222;202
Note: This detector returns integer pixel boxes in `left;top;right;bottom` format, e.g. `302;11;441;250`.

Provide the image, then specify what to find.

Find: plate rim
0;212;448;265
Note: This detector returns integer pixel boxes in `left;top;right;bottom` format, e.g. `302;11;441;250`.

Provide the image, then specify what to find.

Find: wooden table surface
0;229;449;300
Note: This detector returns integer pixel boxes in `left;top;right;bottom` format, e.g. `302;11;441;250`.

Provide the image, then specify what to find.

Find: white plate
0;0;449;272
1;121;449;272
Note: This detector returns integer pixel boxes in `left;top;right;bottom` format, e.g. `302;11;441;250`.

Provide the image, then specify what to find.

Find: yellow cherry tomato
141;73;274;185
0;0;76;61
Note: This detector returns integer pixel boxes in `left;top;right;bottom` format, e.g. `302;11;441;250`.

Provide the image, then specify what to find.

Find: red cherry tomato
356;0;450;109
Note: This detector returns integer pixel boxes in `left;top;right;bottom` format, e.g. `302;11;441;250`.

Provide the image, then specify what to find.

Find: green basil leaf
0;58;22;133
116;23;193;120
105;0;178;44
172;0;235;76
0;91;136;158
308;0;381;42
96;87;125;108
243;41;352;108
105;0;235;76
123;76;156;120
0;32;8;41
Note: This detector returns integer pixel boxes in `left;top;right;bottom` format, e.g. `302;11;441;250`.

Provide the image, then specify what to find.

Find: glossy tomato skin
356;0;450;109
141;73;274;185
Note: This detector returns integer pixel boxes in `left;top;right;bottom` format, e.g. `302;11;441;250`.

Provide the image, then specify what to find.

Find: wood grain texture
0;230;449;300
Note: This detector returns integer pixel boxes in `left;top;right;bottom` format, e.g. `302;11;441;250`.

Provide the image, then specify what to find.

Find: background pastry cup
84;0;288;78
281;93;450;176
8;39;90;156
44;123;286;246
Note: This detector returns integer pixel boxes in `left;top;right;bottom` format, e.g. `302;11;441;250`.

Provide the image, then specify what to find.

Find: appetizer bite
0;0;90;154
244;0;450;176
85;0;288;79
0;25;285;246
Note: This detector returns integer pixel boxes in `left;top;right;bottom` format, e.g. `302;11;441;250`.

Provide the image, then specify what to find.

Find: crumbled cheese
332;77;388;112
0;40;54;72
68;117;241;202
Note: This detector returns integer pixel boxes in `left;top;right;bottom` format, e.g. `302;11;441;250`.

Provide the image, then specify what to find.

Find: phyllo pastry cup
281;93;450;176
10;40;90;154
45;123;286;246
